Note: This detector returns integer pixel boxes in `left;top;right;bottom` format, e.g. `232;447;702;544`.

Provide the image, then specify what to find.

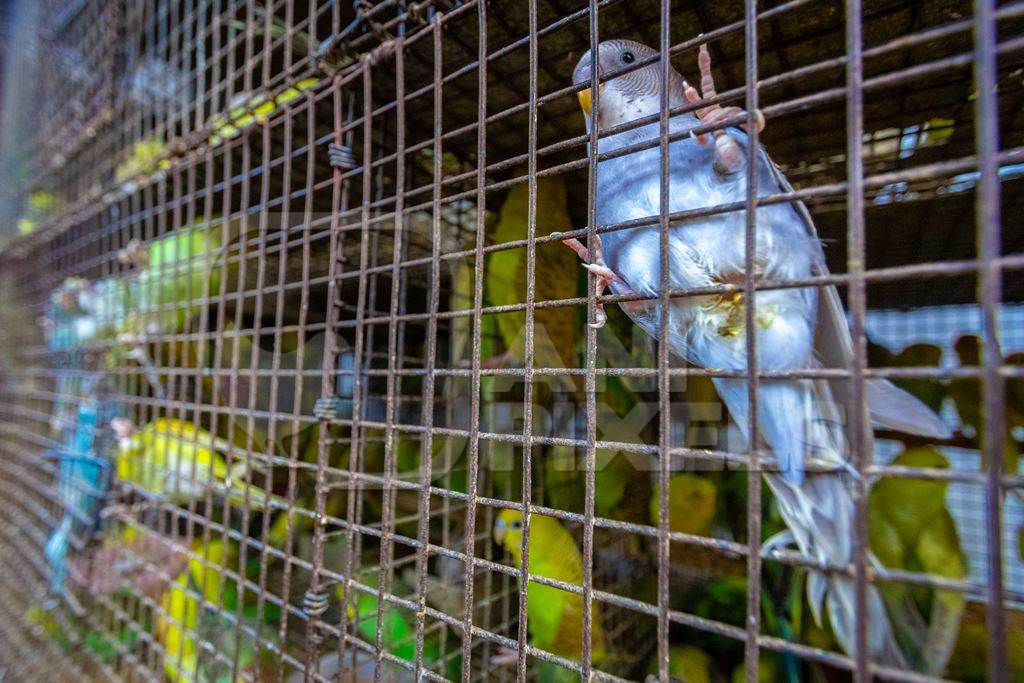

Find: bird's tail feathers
876;584;930;671
715;373;906;666
866;379;951;439
217;460;278;510
921;590;965;675
220;479;286;512
774;472;906;667
824;576;908;668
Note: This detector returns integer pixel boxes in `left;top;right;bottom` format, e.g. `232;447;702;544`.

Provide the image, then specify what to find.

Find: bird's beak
577;82;604;116
493;519;506;545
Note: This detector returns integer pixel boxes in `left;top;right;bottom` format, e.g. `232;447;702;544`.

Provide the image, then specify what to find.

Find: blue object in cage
43;392;115;595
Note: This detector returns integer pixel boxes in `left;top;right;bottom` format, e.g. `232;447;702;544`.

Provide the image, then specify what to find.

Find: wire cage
0;0;1022;681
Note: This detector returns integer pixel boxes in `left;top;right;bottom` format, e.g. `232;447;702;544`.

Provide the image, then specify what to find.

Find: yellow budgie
113;417;277;509
159;539;233;682
493;509;607;672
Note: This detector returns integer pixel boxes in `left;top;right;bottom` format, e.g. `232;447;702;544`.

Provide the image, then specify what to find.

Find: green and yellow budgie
345;589;438;665
120;221;229;340
115;140;170;184
868;446;968;675
645;645;713;683
484;172;581;376
949;335;1023;503
99;219;238;397
648;473;740;577
946;601;1024;682
334;577;460;680
493;510;607;671
113;417;276;509
159;539;235;683
650;473;717;538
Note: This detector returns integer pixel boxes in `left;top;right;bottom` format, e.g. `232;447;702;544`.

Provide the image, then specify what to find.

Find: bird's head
573;40;686;131
493;509;525;559
52;277;91;315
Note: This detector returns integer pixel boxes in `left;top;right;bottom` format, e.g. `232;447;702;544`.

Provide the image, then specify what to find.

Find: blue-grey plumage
595;115;830;482
569;39;951;667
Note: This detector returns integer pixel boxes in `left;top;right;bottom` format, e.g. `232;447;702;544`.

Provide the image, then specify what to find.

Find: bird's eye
622;51;636;64
511;521;522;530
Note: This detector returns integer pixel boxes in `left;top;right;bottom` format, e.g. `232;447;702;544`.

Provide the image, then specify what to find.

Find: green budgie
869;447;968;675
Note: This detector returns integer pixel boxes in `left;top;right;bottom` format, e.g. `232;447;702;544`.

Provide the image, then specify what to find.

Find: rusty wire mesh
0;0;1022;681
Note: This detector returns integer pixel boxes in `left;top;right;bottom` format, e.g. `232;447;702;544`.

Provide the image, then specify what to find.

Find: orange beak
577;83;604;116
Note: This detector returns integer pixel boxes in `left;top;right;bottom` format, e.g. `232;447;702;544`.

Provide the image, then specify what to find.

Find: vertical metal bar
307;72;352;680
340;56;377;681
335;80;365;683
742;2;763;682
274;81;309;683
245;11;287;656
377;34;410;683
515;0;539;679
242;0;255;98
165;145;192;683
228;93;272;683
974;0;1008;679
398;22;433;677
656;0;672;679
219;132;255;682
845;0;871;679
307;0;319;66
180;140;217;669
252;107;281;635
460;4;484;679
582;0;601;679
194;125;235;683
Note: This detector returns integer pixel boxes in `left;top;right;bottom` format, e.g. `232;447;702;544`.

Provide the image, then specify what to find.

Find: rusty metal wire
0;1;1022;682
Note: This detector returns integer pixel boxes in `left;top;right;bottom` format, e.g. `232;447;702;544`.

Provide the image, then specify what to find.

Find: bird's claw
490;646;519;667
118;239;150;268
562;237;617;329
483;352;516;369
762;529;796;557
110;418;134;440
581;262;615;280
685;43;767;174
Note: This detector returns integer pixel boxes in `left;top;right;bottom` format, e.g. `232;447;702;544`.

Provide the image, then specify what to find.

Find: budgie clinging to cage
564;40;951;666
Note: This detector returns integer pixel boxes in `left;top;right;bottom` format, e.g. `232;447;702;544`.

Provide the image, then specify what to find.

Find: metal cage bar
0;1;1022;682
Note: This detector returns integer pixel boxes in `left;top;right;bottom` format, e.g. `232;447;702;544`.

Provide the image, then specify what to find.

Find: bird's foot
761;529;796;557
117;239;150;268
480;351;518;369
124;345;168;399
455;350;518;369
684;43;766;175
99;502;142;521
562;236;617;329
110;417;135;440
489;646;519;667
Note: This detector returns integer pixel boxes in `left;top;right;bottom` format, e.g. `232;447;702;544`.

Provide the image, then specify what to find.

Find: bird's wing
763;155;951;439
526;578;570;652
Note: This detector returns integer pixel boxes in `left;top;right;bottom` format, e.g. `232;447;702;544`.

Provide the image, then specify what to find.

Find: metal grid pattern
0;1;1022;681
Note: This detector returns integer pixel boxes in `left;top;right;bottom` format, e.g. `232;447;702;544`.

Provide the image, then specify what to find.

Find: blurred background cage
0;0;1021;681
